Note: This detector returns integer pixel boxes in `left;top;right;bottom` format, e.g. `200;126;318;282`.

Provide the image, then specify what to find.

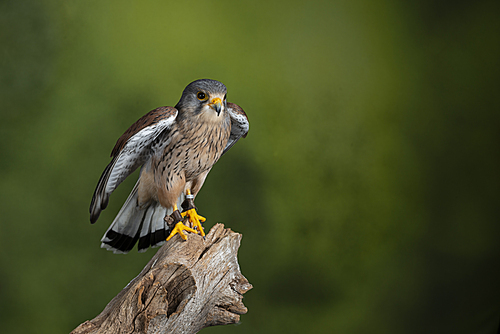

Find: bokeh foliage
1;0;499;333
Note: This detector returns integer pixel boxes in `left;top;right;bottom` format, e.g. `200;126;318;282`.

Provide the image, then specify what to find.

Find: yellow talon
181;208;206;237
166;204;197;241
166;222;197;241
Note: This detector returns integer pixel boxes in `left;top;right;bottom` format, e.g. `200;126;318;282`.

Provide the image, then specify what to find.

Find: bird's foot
181;208;206;237
166;209;197;241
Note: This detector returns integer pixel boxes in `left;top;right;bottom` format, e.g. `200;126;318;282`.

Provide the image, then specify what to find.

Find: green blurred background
1;0;499;333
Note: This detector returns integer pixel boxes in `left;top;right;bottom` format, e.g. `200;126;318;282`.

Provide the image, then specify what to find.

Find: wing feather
222;102;249;156
90;106;178;223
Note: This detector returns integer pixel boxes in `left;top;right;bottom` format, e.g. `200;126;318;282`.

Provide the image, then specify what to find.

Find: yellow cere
210;97;222;105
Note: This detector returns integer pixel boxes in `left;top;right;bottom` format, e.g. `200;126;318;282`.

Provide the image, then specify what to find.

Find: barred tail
100;181;186;253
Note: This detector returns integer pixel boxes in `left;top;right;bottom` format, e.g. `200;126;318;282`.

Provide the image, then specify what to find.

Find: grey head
175;79;228;117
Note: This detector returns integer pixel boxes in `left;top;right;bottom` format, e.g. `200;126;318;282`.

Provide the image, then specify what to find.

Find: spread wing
90;106;178;223
223;102;249;155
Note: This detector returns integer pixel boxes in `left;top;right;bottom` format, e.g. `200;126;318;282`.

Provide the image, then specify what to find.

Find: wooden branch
72;224;252;334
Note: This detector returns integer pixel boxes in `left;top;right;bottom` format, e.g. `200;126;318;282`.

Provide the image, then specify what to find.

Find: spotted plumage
90;79;249;253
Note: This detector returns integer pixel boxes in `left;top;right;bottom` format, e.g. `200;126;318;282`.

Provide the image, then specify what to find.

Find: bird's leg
181;189;206;237
166;204;197;241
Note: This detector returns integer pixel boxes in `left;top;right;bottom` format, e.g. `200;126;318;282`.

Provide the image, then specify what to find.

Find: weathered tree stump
71;223;252;334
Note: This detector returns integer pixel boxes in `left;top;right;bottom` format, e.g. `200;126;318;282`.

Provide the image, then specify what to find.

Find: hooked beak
209;97;222;116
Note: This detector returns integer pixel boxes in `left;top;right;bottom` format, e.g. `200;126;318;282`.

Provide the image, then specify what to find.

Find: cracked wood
71;224;252;334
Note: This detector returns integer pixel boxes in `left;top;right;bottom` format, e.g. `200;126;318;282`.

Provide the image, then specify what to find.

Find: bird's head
175;79;228;120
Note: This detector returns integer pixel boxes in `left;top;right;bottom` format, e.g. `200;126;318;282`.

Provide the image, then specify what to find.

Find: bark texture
71;224;252;334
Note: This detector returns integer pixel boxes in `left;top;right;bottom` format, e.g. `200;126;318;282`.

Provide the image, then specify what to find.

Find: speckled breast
183;122;230;180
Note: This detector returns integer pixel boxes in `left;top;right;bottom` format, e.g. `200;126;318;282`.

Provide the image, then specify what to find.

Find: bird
89;79;249;253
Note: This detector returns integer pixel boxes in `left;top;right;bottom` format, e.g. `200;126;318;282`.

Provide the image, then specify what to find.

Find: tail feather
137;202;167;252
100;182;161;254
100;181;186;253
100;182;144;253
137;206;154;252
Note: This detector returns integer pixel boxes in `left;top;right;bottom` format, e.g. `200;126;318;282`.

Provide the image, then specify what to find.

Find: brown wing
90;106;178;223
111;106;177;157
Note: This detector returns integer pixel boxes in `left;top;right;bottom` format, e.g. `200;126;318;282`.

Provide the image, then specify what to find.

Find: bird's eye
223;94;227;101
197;92;207;100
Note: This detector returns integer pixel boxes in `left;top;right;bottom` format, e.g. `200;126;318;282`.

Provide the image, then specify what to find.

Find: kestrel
89;79;249;253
